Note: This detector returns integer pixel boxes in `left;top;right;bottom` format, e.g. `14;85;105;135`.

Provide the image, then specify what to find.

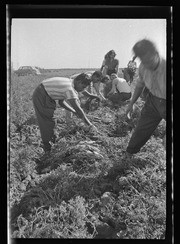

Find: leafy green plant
11;196;97;238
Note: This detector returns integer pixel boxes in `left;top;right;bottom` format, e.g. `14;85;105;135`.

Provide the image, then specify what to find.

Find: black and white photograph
7;5;172;242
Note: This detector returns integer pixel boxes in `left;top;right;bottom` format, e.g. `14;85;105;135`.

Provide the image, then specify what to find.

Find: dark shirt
104;58;119;71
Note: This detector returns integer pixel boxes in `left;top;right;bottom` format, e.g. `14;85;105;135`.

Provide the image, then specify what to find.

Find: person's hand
71;110;77;115
89;124;99;133
101;97;107;102
126;102;134;119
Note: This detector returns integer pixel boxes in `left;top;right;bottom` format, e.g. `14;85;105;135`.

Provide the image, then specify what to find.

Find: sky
10;18;166;70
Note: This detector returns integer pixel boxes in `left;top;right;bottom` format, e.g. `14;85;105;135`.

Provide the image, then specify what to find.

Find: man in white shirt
106;73;132;104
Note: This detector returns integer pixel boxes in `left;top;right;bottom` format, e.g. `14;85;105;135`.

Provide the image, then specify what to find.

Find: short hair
74;73;91;86
92;70;103;79
101;75;110;83
133;39;158;58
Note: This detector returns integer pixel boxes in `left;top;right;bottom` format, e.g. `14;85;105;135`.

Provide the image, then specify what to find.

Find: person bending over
32;73;98;153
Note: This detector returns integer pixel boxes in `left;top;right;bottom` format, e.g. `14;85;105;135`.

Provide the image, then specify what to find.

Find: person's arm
82;90;99;100
100;59;106;71
58;100;76;113
126;80;144;116
98;91;106;101
67;98;96;128
127;61;131;68
107;80;117;96
126;65;145;114
130;83;144;104
115;60;119;74
93;82;106;101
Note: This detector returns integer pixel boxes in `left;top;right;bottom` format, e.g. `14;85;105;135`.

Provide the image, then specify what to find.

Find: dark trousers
32;84;56;152
126;92;166;154
107;69;117;76
108;92;131;104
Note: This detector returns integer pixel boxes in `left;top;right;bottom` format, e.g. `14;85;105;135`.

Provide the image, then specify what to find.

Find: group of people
100;49;137;84
32;38;166;158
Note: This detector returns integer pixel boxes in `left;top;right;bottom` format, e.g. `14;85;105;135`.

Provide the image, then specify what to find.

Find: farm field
9;69;166;239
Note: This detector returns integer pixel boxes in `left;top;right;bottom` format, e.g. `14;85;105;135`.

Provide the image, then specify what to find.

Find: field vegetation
9;69;166;239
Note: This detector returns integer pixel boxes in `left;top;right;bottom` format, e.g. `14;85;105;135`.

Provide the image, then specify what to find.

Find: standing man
125;39;166;155
32;73;98;153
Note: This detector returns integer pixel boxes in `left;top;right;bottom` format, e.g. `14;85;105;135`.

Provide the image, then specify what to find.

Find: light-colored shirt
137;58;166;99
111;77;131;93
42;77;79;101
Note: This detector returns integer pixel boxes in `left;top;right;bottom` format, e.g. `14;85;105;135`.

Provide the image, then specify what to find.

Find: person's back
138;57;166;99
42;77;77;101
106;74;132;104
114;77;131;93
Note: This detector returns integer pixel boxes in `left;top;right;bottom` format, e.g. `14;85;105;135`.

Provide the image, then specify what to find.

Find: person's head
74;73;91;92
101;75;110;84
110;73;118;81
105;50;116;60
91;70;103;84
132;39;160;70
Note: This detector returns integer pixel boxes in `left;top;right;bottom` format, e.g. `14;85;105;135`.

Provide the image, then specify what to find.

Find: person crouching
106;73;132;105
